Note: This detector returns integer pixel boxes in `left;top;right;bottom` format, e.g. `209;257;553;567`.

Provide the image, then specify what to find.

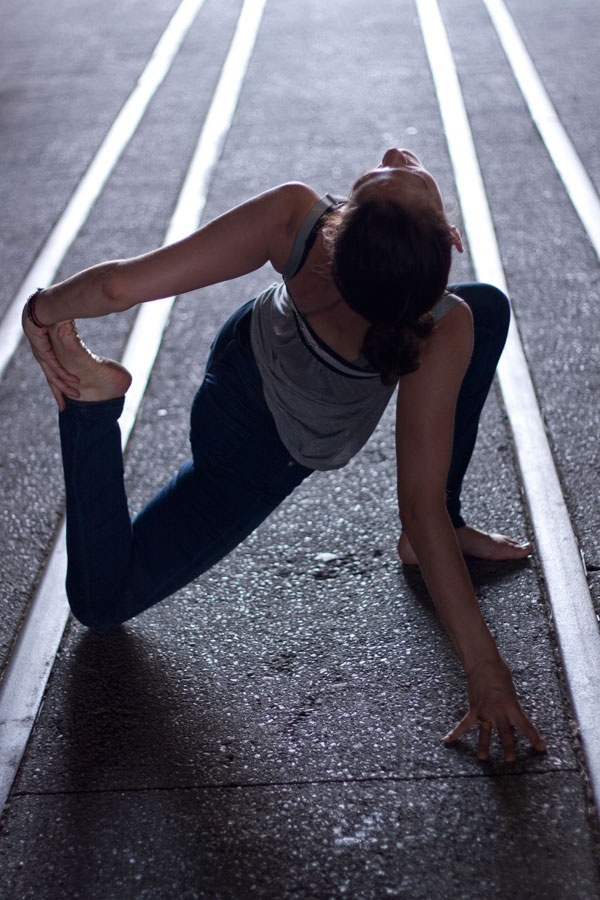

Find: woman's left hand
22;303;80;410
443;656;547;761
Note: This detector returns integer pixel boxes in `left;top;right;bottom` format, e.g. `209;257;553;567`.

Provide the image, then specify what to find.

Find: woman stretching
23;148;546;762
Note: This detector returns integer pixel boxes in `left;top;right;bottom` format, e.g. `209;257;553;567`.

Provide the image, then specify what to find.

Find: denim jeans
445;282;510;528
58;283;508;627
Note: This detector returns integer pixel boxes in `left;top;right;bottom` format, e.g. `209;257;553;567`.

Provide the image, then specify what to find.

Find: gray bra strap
430;292;461;322
282;193;339;281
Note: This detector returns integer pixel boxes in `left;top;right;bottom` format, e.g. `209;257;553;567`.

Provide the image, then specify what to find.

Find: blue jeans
58;283;508;627
446;282;510;528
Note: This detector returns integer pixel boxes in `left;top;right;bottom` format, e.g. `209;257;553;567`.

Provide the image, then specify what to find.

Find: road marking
0;0;267;816
0;0;207;382
483;0;600;261
416;0;600;814
120;0;268;443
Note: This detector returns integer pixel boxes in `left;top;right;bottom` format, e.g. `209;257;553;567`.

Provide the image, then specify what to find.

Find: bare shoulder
268;182;321;272
423;299;473;364
272;181;320;212
401;299;474;400
434;297;473;334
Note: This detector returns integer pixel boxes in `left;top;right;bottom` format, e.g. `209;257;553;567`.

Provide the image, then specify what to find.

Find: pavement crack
9;766;579;801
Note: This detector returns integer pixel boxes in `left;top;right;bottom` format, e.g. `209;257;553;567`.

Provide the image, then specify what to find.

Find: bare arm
22;182;318;403
396;304;493;663
396;303;545;760
28;182;318;326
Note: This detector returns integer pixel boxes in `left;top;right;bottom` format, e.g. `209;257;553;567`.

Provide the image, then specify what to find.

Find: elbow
102;262;135;312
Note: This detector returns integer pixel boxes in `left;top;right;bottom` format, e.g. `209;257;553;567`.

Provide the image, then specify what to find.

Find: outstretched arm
395;302;545;761
22;182;318;405
26;182;317;326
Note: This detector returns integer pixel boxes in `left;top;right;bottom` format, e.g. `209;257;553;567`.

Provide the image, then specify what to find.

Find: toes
457;527;531;561
54;320;77;340
52;322;84;357
500;536;531;557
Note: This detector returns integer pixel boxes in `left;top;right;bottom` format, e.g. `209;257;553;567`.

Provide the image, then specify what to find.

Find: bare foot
49;321;132;402
398;525;531;566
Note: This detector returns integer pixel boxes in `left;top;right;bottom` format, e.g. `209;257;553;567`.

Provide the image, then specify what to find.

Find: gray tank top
250;195;460;471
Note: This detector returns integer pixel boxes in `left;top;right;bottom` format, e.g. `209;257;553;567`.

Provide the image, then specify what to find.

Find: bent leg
58;302;312;627
398;282;531;563
445;282;510;527
126;395;310;623
60;393;310;628
59;396;133;626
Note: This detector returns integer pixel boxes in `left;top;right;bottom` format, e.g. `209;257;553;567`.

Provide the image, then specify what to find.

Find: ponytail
362;315;434;385
326;195;453;383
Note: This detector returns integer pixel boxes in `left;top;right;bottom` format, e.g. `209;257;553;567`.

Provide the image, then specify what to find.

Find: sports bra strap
282;193;341;281
430;292;461;322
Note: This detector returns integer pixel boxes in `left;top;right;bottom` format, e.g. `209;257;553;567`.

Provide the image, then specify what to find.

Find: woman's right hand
22;301;80;410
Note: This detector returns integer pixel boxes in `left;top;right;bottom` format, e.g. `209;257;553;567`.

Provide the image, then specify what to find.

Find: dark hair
325;195;454;384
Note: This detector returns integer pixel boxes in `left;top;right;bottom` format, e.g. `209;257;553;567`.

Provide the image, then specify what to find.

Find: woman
23;148;546;761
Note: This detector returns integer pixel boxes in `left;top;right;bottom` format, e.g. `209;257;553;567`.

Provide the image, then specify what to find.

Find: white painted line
0;0;268;815
416;0;600;809
483;0;600;262
120;0;268;444
0;0;207;382
0;524;68;809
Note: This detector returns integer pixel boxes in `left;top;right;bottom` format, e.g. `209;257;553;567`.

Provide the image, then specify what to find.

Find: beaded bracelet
25;288;45;328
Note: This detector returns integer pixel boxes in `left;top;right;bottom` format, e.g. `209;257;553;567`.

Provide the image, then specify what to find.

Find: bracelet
25;288;46;328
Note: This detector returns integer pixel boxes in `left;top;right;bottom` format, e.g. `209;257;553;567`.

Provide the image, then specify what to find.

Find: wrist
25;288;47;328
446;615;501;675
461;640;503;677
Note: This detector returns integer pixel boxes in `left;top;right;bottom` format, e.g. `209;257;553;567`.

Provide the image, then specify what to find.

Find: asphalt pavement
1;0;599;897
